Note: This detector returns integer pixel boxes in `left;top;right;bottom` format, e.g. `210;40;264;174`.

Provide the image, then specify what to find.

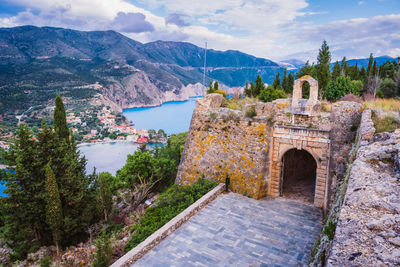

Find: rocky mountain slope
0;25;285;111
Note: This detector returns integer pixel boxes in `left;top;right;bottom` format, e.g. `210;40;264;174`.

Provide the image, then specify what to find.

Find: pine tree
360;66;366;81
272;73;280;89
366;53;374;76
98;173;113;222
54;96;69;141
372;60;377;76
213;81;219;91
93;231;112;267
0;125;49;259
282;68;289;93
352;62;360;80
316;40;331;99
254;75;265;96
341;57;348;76
206;81;215;94
332;61;341;81
0;99;100;258
244;82;251;97
287;73;294;93
45;163;63;256
249;81;256;97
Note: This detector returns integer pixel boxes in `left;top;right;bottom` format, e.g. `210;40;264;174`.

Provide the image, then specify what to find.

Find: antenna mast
203;41;207;87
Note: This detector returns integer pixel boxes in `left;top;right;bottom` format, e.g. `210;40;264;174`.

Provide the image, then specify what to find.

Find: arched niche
291;75;320;115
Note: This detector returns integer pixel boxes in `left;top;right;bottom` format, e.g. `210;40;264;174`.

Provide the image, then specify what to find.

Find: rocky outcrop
100;69;206;109
327;111;400;266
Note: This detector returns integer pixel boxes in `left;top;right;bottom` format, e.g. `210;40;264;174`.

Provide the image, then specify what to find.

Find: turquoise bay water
80;97;200;175
1;98;200;194
122;97;200;134
79;142;140;175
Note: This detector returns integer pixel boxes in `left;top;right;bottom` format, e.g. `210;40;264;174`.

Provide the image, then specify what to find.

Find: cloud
165;13;190;27
286;14;400;61
358;1;365;5
388;48;400;58
0;0;399;62
111;12;154;33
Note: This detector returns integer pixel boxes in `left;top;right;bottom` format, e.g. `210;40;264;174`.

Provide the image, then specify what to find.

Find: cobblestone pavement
134;193;322;267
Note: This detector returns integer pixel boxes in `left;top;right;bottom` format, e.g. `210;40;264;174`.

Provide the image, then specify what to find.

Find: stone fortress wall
176;76;363;210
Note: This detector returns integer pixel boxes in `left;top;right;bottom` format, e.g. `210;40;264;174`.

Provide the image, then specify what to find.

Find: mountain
344;56;397;68
0;25;287;112
279;59;305;69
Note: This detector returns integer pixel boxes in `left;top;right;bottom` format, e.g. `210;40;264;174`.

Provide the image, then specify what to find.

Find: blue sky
0;0;399;62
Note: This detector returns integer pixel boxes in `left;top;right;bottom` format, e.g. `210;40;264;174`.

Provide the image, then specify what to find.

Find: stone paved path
133;193;322;267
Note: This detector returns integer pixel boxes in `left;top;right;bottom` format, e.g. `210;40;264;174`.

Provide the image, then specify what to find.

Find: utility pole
203;41;207;87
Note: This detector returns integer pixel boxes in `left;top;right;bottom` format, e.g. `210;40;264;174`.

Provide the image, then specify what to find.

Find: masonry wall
177;94;363;209
176;96;274;198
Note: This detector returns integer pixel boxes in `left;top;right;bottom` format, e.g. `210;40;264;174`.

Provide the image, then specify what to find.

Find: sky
0;0;399;62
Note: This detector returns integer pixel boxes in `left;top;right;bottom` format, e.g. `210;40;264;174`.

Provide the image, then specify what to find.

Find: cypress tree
244;82;251;97
360;66;366;81
372;60;377;76
272;73;280;89
54;96;69;141
45;163;63;256
341;56;348;76
255;75;265;96
316;40;331;99
332;61;341;81
366;53;374;76
282;68;289;93
287;73;294;93
213;81;219;91
0;125;50;259
98;173;113;222
249;81;256;97
353;62;360;80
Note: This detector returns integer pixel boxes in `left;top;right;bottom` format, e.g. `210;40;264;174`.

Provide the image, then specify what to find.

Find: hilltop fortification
177;76;363;210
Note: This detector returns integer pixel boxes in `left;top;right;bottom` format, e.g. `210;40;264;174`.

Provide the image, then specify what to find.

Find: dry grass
363;98;400;112
222;97;259;111
371;112;400;133
320;101;332;112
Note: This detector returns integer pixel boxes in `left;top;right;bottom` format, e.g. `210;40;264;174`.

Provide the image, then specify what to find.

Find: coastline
122;95;203;111
77;140;138;147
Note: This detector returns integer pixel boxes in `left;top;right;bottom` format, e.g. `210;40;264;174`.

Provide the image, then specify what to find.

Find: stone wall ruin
177;76;363;210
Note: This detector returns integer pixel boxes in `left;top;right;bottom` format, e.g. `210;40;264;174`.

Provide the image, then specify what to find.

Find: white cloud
358;1;365;5
0;0;399;61
290;14;400;61
388;48;400;58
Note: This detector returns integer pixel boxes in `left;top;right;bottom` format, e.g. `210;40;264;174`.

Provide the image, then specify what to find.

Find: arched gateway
177;75;341;211
281;149;317;203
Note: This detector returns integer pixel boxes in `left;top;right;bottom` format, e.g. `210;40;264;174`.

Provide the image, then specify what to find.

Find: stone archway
291;75;319;115
281;148;317;203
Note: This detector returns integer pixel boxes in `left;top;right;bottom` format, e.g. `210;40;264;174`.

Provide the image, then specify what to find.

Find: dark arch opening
281;149;317;203
301;81;310;99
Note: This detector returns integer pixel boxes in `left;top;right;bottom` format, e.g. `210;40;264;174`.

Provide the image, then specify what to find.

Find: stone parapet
327;122;400;266
358;109;375;145
110;183;225;267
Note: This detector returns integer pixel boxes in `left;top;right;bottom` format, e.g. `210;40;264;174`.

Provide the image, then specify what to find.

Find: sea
0;97;200;196
79;96;200;175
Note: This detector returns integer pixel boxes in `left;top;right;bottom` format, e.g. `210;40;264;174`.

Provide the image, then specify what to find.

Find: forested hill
0;25;280;87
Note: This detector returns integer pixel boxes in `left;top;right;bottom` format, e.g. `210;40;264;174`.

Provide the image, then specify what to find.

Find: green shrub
214;90;227;98
93;231;113;267
326;76;356;101
245;106;257;118
379;78;397;98
40;256;51;267
259;85;286;103
323;219;337;240
125;178;218;251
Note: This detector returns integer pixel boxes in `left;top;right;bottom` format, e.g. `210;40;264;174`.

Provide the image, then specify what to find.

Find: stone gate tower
177;76;362;210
